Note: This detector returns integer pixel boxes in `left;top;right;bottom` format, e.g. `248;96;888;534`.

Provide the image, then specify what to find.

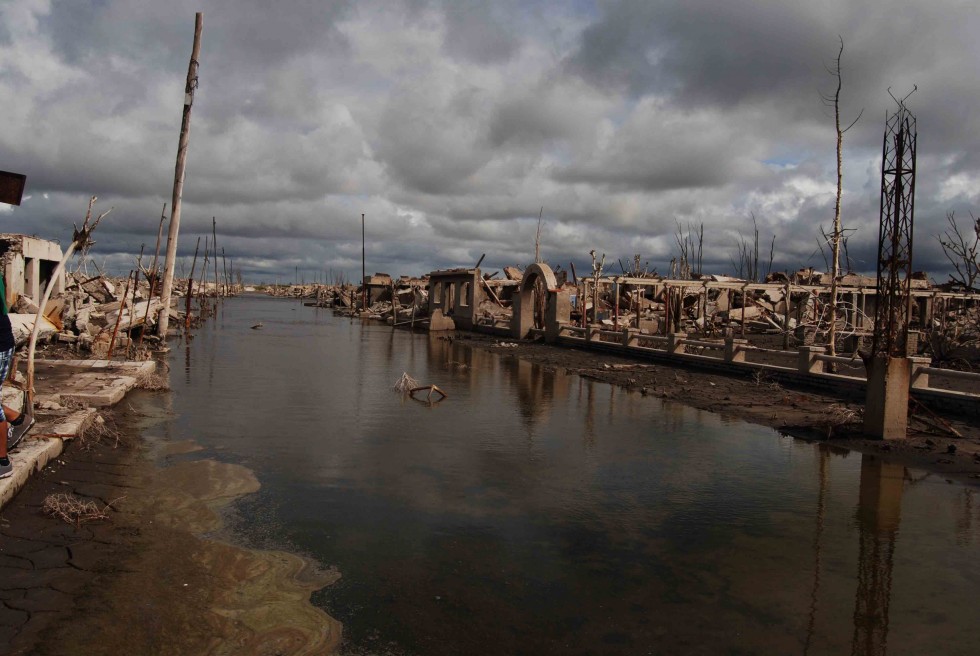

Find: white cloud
2;0;978;280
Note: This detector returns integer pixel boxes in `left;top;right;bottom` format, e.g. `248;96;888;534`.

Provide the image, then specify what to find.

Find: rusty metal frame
872;94;917;358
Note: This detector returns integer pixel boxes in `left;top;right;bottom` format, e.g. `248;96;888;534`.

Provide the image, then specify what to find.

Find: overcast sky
1;0;978;283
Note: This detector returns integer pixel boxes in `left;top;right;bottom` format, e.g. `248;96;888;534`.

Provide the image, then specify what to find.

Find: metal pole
361;213;366;310
158;12;203;339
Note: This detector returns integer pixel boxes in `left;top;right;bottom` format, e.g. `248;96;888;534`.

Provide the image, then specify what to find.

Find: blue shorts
0;347;13;422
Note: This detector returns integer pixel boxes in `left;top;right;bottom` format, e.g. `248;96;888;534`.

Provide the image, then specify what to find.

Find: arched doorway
512;263;559;339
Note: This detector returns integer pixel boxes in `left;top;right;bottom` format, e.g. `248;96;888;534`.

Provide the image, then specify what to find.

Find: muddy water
162;295;979;655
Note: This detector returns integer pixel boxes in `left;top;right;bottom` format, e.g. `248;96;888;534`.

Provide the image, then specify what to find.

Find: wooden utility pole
185;236;201;331
361;213;366;310
158;12;203;339
222;248;228;296
200;236;210;312
212;217;219;300
150;203;166;287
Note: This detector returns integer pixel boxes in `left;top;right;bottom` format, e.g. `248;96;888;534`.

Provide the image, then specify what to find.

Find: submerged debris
393;372;420;393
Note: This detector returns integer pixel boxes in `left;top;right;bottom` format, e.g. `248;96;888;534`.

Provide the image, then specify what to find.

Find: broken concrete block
12;295;39;314
8;313;57;347
503;266;523;282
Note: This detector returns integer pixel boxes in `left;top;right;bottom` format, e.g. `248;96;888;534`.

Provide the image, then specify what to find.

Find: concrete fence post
908;356;931;390
724;337;748;363
667;332;687;355
588;323;601;342
798;346;826;374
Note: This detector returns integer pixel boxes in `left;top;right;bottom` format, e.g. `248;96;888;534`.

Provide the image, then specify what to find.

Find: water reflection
851;455;903;656
164;298;980;656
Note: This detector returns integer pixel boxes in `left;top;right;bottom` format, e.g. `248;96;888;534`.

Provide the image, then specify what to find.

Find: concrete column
588;323;601;342
623;328;638;347
667;332;687;355
725;337;748;363
544;291;568;344
864;356;910;439
909;356;931;390
798;346;826;374
25;257;39;301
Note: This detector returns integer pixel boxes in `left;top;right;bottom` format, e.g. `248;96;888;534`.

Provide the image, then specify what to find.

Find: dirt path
456;333;980;485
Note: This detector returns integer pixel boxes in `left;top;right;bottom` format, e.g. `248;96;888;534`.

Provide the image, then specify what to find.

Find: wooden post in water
200;236;210;316
185;236;201;332
361;213;367;311
222;247;228;297
158;12;203;340
137;204;167;350
212;217;219;301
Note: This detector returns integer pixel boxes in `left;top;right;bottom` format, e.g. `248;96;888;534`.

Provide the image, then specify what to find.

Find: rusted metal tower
871;92;917;358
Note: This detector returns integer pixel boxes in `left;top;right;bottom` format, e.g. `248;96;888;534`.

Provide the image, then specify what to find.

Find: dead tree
730;213;764;281
534;206;544;263
821;36;863;360
936;211;980;291
27;197;110;399
589;249;605;324
673;220;704;279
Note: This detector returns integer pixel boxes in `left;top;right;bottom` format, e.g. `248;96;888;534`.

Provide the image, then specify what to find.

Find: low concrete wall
554;330;978;419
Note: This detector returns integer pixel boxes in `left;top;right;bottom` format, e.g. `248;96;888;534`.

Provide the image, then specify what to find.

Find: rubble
5;270;187;358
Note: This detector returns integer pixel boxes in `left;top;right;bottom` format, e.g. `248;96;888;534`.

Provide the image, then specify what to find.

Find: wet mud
0;400;341;655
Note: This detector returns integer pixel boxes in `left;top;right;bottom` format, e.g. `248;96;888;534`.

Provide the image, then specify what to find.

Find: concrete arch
512;263;568;341
519;262;558;295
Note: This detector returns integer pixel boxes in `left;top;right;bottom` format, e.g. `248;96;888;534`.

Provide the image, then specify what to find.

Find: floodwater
161;295;979;655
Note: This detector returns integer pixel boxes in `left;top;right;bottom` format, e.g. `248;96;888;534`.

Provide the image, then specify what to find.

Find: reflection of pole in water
955;488;975;548
584;379;595;448
804;447;830;655
850;455;903;656
184;341;193;385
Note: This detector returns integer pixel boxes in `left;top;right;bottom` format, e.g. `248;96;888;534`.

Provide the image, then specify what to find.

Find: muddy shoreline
455;332;980;485
0;398;341;655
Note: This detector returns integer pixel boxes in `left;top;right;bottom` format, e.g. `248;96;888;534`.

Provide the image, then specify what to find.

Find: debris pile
9;272;171;357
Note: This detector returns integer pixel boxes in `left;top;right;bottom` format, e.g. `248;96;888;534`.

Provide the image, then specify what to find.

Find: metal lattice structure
871;96;917;358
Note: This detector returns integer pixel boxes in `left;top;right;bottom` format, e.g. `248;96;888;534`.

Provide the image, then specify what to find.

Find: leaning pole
158;12;203;340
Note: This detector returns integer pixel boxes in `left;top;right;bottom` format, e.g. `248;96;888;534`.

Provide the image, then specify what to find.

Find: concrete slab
32;359;155;407
0;410;96;510
1;358;158;512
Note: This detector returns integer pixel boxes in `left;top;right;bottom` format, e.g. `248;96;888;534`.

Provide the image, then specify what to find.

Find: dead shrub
135;369;170;391
42;493;122;527
820;404;861;438
77;413;123;449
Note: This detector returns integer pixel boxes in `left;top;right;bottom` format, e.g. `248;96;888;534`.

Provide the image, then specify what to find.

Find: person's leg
0;405;9;477
2;405;19;424
0;347;13;472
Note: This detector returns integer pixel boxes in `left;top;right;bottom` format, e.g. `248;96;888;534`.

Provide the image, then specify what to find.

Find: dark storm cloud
2;0;979;282
442;0;523;64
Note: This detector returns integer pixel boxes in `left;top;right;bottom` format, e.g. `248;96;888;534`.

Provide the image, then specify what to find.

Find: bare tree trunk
534;206;544;263
825;37;862;362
